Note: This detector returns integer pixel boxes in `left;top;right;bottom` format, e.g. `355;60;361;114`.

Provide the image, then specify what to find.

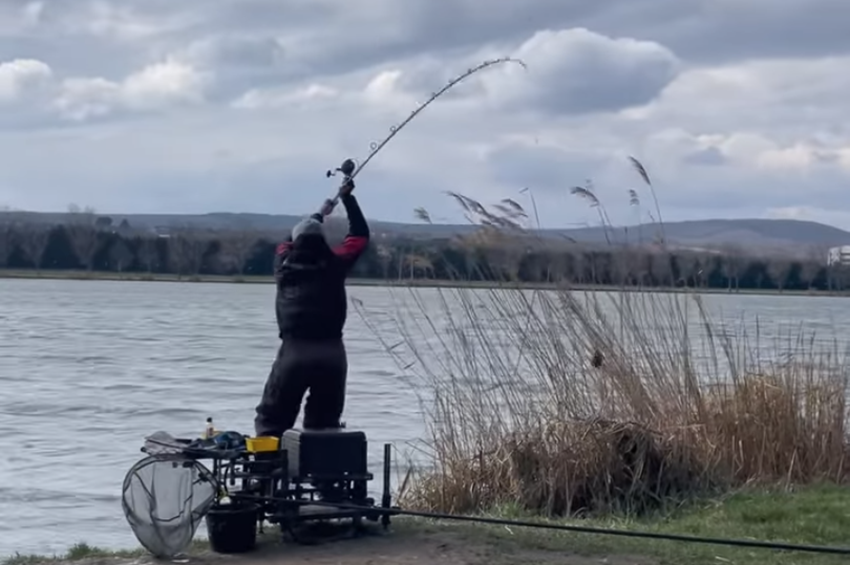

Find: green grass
3;539;211;565
458;484;850;565
6;486;850;565
4;542;141;565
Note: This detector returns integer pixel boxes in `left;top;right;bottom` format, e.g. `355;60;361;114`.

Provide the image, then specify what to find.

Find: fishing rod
235;495;850;557
319;57;527;215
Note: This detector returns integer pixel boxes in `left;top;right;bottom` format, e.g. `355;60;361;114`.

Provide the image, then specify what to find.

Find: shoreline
0;269;840;297
5;485;850;565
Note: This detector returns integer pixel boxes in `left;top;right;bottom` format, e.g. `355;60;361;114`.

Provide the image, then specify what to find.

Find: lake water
1;279;849;557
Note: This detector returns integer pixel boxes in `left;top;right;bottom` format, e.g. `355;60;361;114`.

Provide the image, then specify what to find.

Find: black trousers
254;338;348;437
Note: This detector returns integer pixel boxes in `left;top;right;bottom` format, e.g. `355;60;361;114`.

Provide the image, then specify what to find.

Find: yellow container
246;436;279;453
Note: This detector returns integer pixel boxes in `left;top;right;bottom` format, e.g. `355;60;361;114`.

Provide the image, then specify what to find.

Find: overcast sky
0;0;848;229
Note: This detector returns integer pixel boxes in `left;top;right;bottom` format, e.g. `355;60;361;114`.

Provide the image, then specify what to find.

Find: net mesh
122;454;218;559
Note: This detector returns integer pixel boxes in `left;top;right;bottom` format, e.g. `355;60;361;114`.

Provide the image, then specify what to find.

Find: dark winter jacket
273;194;370;341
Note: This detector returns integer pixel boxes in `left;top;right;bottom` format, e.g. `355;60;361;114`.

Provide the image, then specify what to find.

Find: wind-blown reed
357;159;850;517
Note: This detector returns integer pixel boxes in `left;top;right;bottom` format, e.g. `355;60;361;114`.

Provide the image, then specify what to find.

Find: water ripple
1;279;848;556
0;279;421;557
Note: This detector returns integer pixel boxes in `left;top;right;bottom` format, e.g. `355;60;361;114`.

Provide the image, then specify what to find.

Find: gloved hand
338;178;355;197
319;199;335;216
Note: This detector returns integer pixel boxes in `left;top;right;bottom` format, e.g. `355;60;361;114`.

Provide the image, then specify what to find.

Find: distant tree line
0;212;847;292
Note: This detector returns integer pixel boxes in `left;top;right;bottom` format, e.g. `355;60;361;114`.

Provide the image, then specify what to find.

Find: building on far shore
827;246;850;266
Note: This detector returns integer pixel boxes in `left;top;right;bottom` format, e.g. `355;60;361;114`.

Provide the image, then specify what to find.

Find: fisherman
254;177;370;437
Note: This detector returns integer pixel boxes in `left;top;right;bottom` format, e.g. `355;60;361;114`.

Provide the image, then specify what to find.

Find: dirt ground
43;524;659;565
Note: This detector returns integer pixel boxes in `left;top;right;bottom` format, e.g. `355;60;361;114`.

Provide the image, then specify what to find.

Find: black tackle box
281;428;368;479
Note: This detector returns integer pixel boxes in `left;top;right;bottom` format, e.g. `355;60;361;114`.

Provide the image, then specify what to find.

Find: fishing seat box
281;428;368;479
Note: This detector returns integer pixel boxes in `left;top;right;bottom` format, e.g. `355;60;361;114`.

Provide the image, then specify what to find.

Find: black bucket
205;500;259;554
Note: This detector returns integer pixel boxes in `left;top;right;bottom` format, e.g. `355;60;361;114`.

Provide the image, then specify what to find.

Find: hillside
2;210;849;256
553;219;850;254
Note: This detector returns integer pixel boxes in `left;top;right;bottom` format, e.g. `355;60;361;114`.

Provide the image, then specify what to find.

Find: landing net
121;453;218;558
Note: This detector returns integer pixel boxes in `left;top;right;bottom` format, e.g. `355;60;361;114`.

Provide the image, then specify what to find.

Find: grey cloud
1;0;849;229
29;1;616;85
14;0;850;97
386;29;680;117
0;2;157;77
0;35;140;78
486;29;680;116
183;35;285;70
135;0;850;76
484;141;613;195
177;34;289;101
644;0;850;63
167;0;333;36
644;164;850;216
683;147;727;166
475;133;850;228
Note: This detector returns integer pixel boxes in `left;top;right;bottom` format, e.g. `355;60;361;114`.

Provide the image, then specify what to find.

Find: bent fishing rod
318;57;527;215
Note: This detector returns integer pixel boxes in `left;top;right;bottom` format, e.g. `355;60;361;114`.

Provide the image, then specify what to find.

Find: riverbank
6;485;850;565
0;268;839;297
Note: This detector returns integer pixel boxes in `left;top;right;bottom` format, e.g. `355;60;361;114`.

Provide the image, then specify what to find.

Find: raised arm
332;193;369;271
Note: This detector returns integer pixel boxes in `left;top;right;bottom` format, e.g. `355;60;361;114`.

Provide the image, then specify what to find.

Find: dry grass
356;158;850;518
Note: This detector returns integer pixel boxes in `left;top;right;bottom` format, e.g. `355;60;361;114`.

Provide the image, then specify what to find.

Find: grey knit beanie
291;217;325;240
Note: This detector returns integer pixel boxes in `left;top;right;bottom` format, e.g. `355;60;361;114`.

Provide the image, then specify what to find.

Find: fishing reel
320;158;357;215
326;158;356;179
